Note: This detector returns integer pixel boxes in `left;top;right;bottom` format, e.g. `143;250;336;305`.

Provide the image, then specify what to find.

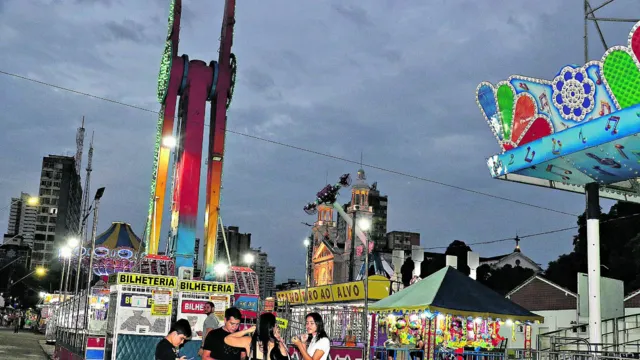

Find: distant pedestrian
13;315;21;333
155;319;192;360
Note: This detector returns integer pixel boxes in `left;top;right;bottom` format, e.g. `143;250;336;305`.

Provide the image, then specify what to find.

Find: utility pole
349;210;357;282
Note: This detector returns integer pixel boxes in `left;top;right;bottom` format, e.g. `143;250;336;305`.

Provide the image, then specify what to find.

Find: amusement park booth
277;275;391;359
103;272;236;360
368;267;542;360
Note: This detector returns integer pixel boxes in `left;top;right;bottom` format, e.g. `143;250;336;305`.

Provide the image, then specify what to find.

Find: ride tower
145;0;237;279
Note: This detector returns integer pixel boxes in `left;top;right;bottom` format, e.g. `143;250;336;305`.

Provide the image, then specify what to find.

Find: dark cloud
1;0;638;283
104;19;149;43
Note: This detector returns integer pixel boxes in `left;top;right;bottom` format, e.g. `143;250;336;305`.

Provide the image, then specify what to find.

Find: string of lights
0;69;580;217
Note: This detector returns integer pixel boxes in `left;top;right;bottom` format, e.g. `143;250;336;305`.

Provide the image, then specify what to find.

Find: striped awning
95;222;142;250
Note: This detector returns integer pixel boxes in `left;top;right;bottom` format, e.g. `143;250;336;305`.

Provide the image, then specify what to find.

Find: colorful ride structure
90;222;143;277
144;0;237;279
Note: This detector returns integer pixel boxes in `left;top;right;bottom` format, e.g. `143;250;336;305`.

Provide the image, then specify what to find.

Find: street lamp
358;218;371;231
8;266;46;289
303;238;311;314
60;246;72;301
243;253;255;265
62;237;79;297
214;263;228;278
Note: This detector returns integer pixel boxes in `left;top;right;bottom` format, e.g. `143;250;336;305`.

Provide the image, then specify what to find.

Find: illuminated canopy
477;22;640;202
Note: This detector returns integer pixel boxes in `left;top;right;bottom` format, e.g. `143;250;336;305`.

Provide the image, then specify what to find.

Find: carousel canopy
95;222;142;251
369;266;543;322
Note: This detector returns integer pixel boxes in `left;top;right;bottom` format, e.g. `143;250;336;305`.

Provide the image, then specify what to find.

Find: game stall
278;274;391;356
368;267;542;360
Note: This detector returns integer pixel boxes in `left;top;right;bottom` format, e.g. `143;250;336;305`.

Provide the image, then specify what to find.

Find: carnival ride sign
276;275;390;305
477;20;640;201
178;280;234;294
109;273;177;288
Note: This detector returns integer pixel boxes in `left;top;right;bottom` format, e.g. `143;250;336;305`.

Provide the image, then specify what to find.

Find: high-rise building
216;226;252;266
32;155;82;268
4;192;38;247
250;248;276;299
386;231;420;251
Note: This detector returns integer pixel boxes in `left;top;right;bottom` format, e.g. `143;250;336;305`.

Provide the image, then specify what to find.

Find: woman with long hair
224;313;289;360
291;312;330;360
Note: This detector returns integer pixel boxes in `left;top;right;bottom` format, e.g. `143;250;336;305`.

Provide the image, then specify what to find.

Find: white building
480;237;543;272
4;192;38;247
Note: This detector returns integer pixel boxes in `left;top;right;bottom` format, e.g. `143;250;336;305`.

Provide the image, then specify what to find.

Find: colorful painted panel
487;103;640;183
478;20;640;154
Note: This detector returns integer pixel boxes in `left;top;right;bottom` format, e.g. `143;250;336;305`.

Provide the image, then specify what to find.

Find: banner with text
276;275;390;305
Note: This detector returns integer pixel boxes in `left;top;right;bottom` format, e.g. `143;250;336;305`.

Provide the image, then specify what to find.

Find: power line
407;209;640;252
0;69;579;217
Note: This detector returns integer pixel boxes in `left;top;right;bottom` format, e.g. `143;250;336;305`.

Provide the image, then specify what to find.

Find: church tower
345;168;374;280
310;202;337;287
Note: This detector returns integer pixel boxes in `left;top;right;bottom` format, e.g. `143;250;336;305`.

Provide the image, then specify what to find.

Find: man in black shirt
202;307;243;360
156;319;192;360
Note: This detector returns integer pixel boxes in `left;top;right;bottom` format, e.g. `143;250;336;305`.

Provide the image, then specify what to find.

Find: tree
545;201;640;293
477;264;535;295
400;257;414;287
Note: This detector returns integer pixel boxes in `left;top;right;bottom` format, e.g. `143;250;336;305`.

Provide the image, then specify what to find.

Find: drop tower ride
145;0;237;280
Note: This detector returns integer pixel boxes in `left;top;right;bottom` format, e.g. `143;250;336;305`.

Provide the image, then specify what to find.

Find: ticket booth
175;279;235;355
103;273;177;360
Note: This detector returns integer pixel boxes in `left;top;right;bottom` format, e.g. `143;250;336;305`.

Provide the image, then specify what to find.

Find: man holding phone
202;307;244;360
156;319;192;360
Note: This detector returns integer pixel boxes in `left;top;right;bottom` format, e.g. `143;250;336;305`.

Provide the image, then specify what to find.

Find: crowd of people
156;304;331;360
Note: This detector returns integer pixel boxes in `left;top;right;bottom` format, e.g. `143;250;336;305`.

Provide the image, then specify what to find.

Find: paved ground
0;327;49;359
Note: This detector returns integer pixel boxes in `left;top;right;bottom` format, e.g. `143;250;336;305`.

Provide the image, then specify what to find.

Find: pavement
0;327;51;359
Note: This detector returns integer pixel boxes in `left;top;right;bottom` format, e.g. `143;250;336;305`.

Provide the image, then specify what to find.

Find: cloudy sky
0;0;638;283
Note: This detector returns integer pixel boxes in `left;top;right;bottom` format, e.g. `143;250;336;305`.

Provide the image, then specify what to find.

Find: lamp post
83;187;105;342
357;218;371;360
59;246;72;301
63;237;79;296
303;238;311;315
74;207;94;296
8;267;46;289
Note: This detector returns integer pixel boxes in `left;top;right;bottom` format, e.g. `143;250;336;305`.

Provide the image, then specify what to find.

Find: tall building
250;248;276;299
215;226;252;266
386;231;420;251
4;192;38;247
33;155;82;268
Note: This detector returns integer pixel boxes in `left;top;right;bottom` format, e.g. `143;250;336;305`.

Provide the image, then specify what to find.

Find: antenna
75;116;85;175
360;151;363;168
81;132;94;244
